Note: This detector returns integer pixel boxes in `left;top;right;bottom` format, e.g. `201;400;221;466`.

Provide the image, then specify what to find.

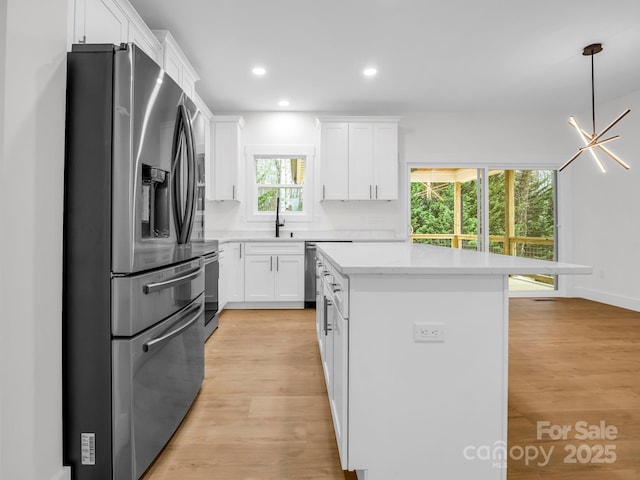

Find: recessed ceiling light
363;67;377;77
252;66;266;76
278;99;290;107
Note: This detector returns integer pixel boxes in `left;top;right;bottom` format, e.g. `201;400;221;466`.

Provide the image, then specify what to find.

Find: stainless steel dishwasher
304;241;351;308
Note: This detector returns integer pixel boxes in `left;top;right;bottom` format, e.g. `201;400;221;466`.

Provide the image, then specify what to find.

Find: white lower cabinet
244;254;275;301
332;306;348;467
243;242;304;303
219;248;228;309
274;255;305;300
318;259;349;469
223;242;245;304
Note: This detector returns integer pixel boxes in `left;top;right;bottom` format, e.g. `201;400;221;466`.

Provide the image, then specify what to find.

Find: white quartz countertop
317;242;592;276
207;231;407;244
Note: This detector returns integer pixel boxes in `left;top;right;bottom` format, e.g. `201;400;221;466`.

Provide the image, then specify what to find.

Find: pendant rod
591;53;596;136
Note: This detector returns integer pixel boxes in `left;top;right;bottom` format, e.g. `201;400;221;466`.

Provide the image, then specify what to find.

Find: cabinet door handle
239;243;242;259
270;256;273;271
276;256;279;271
232;184;235;200
323;296;333;335
376;185;378;199
369;185;372;199
322;184;326;200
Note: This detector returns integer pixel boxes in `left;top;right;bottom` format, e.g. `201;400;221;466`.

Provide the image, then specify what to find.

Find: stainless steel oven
203;246;220;340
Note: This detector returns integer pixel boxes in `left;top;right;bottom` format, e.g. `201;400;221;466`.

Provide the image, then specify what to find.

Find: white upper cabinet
348;123;374;200
372;123;399;200
153;30;200;100
320;123;349;200
191;93;213;220
211;116;245;201
69;0;161;63
317;117;400;201
82;0;127;44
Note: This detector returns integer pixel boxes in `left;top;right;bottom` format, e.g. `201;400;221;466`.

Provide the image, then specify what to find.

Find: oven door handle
143;301;203;352
142;267;202;294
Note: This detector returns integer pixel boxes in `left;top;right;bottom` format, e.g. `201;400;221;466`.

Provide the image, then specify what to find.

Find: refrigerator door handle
171;104;197;244
182;107;196;243
143;301;203;352
142;267;202;294
172;105;186;238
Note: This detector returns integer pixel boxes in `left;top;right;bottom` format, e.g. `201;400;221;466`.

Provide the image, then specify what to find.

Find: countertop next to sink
317;241;592;276
204;230;408;244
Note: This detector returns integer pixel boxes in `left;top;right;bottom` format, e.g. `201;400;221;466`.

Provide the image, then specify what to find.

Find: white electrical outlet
414;322;445;342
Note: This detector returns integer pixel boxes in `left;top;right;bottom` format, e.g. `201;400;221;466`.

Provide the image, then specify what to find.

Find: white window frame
245;145;315;222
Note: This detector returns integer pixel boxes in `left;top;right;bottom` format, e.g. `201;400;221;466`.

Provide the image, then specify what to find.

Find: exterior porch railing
411;234;555;261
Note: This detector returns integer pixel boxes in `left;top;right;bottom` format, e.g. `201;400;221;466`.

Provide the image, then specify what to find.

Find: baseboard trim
50;466;71;480
573;286;640;312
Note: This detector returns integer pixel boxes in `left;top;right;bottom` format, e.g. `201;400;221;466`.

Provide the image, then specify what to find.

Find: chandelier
560;43;630;173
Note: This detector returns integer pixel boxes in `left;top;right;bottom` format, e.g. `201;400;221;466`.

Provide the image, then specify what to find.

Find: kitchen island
315;242;591;480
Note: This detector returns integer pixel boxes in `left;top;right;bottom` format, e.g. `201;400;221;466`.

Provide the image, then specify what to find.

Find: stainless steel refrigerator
63;43;207;480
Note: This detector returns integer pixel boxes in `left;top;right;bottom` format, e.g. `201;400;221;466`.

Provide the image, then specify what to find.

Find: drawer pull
142;267;201;294
142;302;202;352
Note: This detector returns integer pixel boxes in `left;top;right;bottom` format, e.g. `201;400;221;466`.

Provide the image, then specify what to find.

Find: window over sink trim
245;145;315;223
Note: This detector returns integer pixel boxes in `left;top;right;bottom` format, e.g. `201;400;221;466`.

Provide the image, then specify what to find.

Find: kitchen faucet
275;196;285;237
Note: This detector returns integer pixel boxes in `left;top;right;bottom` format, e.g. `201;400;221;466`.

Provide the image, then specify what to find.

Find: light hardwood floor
142;299;640;479
508;298;640;479
142;308;356;480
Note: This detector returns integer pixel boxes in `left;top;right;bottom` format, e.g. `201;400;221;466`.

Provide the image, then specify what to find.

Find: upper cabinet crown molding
212;115;246;128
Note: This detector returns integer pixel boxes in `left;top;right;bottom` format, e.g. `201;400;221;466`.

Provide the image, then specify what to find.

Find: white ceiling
129;0;640;115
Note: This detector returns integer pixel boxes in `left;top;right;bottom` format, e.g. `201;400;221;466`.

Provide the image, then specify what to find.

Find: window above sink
245;145;315;222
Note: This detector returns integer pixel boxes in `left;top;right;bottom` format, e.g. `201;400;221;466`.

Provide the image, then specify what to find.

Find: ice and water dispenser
141;164;170;238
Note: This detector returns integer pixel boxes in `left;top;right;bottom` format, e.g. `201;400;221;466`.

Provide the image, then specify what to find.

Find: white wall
569;89;640;310
401;111;574;165
0;1;69;480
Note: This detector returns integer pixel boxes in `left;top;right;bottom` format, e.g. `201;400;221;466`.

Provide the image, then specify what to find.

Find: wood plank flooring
142;309;356;480
142;299;640;479
507;298;640;479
